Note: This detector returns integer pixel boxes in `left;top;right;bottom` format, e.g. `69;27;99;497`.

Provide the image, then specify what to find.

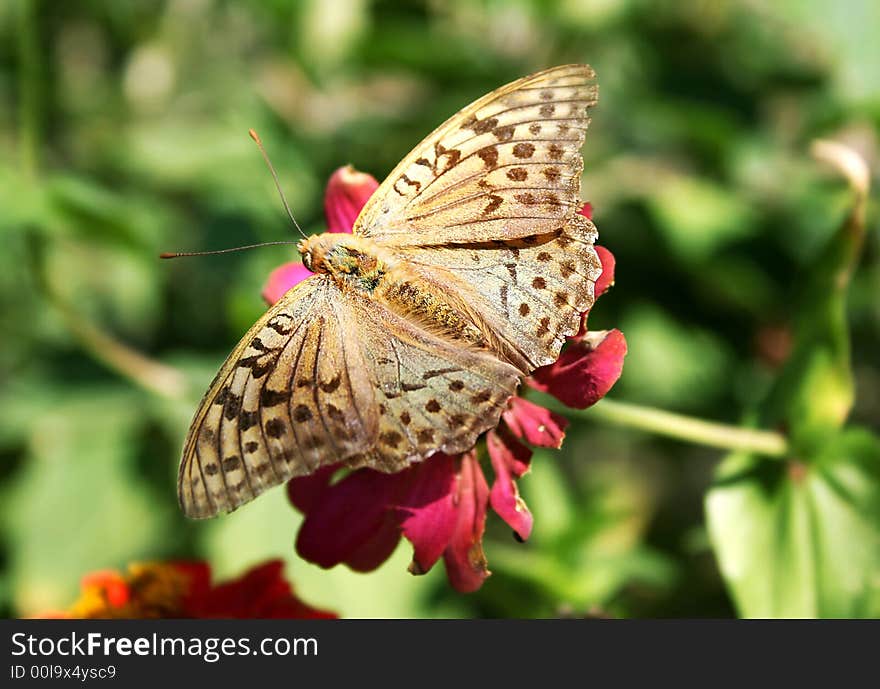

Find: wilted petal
395;454;459;575
262;261;314;306
528;329;627;409
324;165;379;234
294;468;407;571
442;452;491;593
502;397;568;448
487;430;533;540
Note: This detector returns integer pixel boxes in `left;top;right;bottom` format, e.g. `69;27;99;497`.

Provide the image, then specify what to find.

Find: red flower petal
181;560;336;619
172;561;212;603
442;452;491;593
594;245;615;298
324;165;379;234
502;396;569;448
262;261;314;306
488;426;532;477
487;430;533;540
395;454;460;575
579;202;593;220
287;464;338;514
528;329;627;409
294;467;407;572
344;513;404;573
574;245;615;337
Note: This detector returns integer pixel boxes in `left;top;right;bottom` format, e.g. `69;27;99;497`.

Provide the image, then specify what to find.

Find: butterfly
178;64;601;518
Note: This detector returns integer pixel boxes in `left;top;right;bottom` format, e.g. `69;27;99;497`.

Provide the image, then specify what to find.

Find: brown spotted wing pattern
355;64;598;244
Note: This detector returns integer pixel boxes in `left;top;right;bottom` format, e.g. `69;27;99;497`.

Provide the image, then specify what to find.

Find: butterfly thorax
299;233;390;292
299;233;488;348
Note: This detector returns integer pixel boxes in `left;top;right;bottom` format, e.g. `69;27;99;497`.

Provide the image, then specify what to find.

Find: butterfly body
179;65;601;519
301;232;494;352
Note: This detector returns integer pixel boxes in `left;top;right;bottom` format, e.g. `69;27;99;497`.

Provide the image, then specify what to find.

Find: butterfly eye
300;246;313;271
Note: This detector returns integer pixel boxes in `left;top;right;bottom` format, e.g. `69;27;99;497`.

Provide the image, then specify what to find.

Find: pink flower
265;168;626;593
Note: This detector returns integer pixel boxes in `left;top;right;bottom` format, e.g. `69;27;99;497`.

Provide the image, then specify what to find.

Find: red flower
265;168;626;593
44;560;335;619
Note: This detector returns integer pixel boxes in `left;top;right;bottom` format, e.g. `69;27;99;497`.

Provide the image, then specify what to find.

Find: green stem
28;235;189;401
57;303;190;401
17;0;41;178
537;394;790;458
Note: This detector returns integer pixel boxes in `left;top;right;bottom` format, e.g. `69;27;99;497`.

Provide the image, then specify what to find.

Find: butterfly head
298;233;389;292
298;233;346;273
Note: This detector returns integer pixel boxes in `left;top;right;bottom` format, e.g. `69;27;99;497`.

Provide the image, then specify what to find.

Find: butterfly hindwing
401;212;601;370
341;292;521;472
354;64;598;245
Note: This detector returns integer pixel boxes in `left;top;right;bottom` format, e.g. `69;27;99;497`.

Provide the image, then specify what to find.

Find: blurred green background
1;0;878;618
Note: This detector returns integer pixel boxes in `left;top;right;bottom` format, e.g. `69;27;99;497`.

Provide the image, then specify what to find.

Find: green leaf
706;428;880;617
647;175;756;261
618;304;732;410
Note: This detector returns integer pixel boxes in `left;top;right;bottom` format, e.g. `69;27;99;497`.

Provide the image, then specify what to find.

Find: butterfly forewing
353;64;598;245
179;277;375;519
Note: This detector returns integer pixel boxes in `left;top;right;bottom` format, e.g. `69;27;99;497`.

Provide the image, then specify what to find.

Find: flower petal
594;245;615;298
188;560;336;619
574;245;615;337
394;454;459;575
344;513;404;573
293;467;406;572
286;465;338;514
324;165;379;234
579;202;593;220
442;452;491;593
502;396;569;448
262;261;314;306
487;427;532;477
487;430;533;540
528;328;627;409
80;570;130;608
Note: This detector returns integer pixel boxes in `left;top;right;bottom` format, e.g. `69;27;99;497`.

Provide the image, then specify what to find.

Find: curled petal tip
529;328;627;409
594;246;616;298
324;165;380;234
502;397;569;448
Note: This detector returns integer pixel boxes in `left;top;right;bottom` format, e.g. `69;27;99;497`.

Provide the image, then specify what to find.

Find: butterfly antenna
159;240;300;259
249;128;308;240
